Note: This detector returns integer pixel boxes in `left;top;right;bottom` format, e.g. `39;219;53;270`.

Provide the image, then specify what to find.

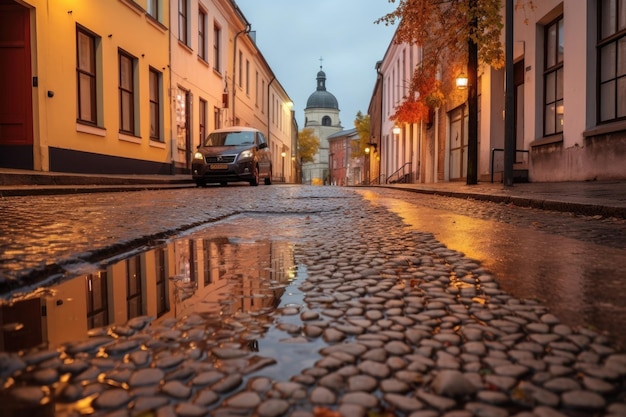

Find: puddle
0;214;323;379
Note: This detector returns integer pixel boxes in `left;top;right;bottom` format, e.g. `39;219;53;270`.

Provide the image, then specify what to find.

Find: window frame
198;7;207;61
76;25;98;125
213;23;221;73
149;67;162;141
199;97;207;147
178;0;188;45
543;15;564;136
118;49;136;135
147;0;159;21
597;0;626;123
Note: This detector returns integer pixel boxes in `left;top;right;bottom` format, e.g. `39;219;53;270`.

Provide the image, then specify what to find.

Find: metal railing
490;148;529;183
386;162;413;184
359;174;386;186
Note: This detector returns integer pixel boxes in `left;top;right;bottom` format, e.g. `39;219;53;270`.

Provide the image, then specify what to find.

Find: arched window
322;115;331;126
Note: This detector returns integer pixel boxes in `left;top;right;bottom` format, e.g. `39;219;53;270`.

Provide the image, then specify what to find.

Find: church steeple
306;62;339;111
316;66;327;91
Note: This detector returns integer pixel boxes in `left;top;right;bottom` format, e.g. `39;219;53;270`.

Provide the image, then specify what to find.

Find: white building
372;0;626;185
302;67;343;185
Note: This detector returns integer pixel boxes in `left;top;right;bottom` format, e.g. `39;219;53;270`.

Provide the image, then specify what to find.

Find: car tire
196;181;206;187
219;181;227;187
250;165;259;186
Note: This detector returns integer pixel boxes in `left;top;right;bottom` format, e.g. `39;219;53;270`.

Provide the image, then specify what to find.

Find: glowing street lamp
456;72;469;89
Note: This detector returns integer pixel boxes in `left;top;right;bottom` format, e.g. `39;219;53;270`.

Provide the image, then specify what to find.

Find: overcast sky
235;0;398;130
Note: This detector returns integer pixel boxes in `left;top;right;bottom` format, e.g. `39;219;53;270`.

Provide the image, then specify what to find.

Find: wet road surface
1;185;625;416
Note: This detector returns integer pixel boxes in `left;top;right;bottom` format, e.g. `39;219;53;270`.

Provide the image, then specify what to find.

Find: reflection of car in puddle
0;234;296;353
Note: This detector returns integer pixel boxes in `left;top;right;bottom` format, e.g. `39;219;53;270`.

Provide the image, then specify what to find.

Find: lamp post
466;0;479;185
281;151;286;182
503;0;515;187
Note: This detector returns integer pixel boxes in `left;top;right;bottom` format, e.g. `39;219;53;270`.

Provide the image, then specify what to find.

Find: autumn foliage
377;0;507;124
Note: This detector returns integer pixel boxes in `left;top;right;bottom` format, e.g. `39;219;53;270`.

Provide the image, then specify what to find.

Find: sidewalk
381;180;626;219
2;168;626;218
0;168;195;196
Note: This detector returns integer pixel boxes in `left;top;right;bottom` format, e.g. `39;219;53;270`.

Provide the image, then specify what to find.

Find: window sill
177;40;193;54
149;139;166;149
583;119;626;137
118;0;143;16
76;122;106;137
119;132;142;144
146;14;167;32
530;133;563;148
197;56;209;67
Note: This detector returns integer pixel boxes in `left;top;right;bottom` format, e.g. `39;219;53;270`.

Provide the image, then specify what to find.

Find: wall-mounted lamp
456;72;469;89
392;126;401;135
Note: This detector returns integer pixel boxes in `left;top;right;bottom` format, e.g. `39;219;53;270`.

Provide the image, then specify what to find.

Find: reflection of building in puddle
170;237;295;319
0;236;296;353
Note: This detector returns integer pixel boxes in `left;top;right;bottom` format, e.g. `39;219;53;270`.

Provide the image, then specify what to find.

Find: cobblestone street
1;185;625;416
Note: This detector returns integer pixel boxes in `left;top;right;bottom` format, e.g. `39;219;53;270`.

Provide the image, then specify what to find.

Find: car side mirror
258;143;268;150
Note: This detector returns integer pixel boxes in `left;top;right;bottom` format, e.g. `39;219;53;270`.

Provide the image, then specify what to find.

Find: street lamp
456;72;469;89
281;151;286;182
392;126;401;135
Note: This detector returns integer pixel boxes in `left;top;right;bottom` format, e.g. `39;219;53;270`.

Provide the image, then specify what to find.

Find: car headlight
239;150;253;159
193;152;204;160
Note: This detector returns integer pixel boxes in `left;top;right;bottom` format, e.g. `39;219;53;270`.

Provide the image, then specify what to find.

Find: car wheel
196;180;206;187
250;165;259;186
219;181;227;187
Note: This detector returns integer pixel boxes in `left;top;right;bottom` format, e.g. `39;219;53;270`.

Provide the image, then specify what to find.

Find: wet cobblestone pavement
1;186;625;416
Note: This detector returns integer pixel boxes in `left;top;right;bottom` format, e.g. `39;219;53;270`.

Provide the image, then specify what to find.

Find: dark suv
192;127;272;186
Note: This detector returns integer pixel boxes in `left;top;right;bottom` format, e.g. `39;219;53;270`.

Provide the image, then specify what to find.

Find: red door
0;1;34;167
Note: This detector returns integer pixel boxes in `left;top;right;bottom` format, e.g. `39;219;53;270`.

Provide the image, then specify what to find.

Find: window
543;16;564;136
76;26;97;124
198;8;207;61
199;98;207;146
126;256;143;319
598;0;626;123
147;0;159;20
238;50;243;86
86;271;108;329
149;68;161;141
119;50;136;134
154;248;168;318
322;115;331;126
213;23;221;72
178;0;188;45
261;79;266;113
214;106;221;129
246;59;250;95
255;71;259;107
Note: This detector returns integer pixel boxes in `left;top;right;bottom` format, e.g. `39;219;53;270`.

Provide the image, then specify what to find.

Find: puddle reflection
0;233;298;355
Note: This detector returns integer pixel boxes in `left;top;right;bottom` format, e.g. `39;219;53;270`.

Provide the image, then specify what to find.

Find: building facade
328;128;364;186
371;0;626;185
0;0;294;179
302;67;342;185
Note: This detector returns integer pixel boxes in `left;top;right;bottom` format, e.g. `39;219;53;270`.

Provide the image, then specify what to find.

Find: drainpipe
232;23;251;126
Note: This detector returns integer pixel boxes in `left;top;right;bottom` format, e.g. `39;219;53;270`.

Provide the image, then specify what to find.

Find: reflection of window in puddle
0;236;297;354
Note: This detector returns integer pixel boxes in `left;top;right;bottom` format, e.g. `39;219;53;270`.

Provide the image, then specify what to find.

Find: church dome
305;68;339;110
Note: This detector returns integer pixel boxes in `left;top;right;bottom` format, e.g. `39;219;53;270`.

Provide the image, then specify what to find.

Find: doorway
0;1;34;169
448;105;468;180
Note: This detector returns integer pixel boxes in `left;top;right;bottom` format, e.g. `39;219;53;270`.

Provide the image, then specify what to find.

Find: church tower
302;64;342;185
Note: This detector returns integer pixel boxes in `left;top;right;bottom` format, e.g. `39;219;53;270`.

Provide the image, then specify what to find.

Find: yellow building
0;0;173;174
0;0;295;179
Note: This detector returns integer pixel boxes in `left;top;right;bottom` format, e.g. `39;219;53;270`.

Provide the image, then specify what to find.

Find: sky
234;0;398;130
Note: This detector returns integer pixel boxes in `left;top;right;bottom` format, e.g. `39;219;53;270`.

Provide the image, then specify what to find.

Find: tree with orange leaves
376;0;509;123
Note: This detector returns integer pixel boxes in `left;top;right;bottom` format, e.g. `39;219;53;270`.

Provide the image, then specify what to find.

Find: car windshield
204;131;255;147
